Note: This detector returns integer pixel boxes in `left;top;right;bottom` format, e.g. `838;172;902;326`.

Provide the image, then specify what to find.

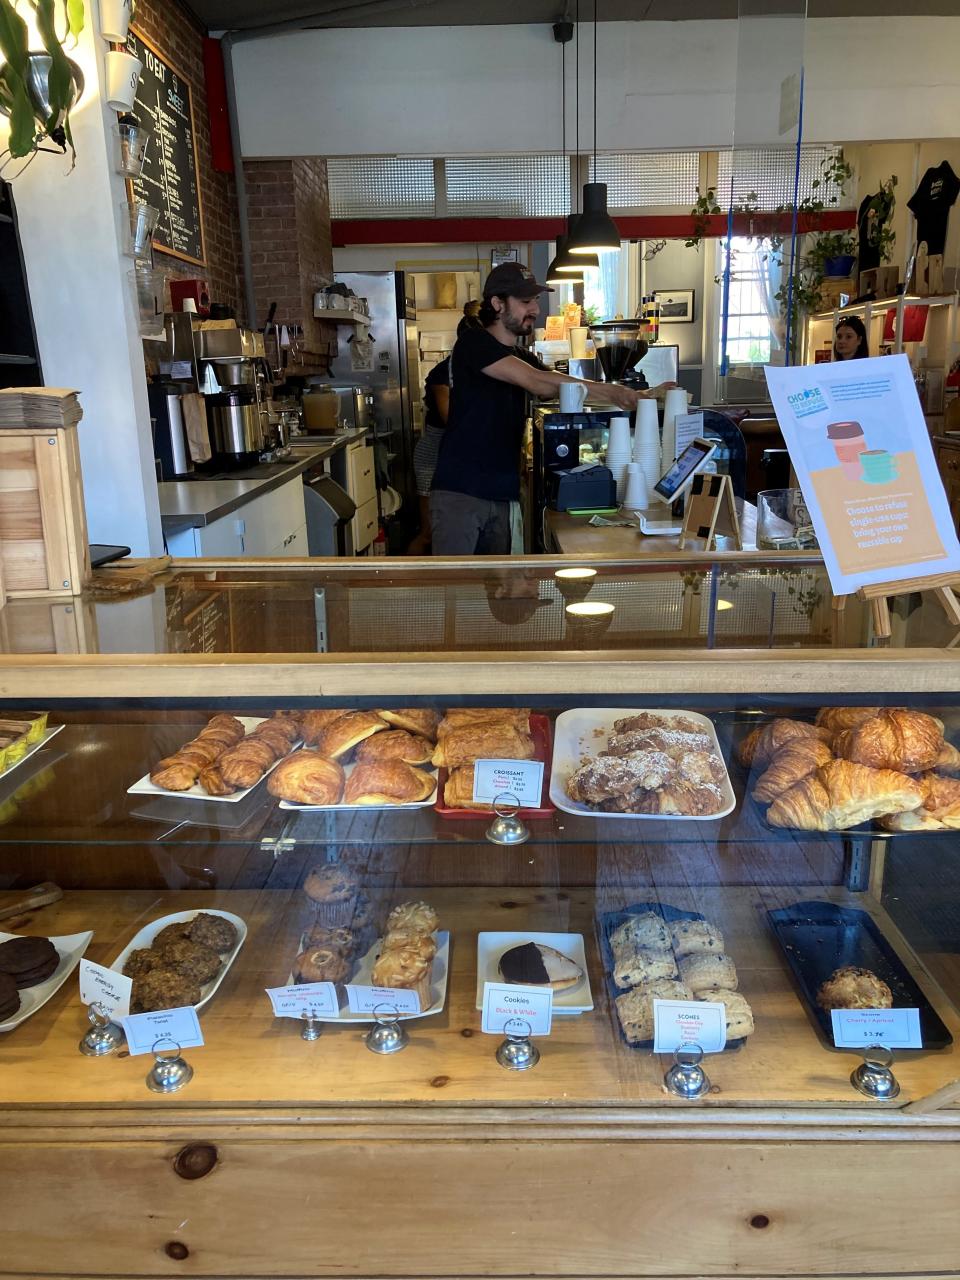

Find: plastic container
115;115;151;178
128;265;165;337
122;200;159;259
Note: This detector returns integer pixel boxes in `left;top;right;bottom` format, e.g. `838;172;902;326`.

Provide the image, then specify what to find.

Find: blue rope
783;69;805;366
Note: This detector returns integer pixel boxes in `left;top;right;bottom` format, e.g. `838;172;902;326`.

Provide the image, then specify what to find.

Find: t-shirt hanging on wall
907;162;960;257
857;190;894;272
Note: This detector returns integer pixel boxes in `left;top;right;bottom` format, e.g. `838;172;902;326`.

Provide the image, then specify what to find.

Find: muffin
385;901;438;935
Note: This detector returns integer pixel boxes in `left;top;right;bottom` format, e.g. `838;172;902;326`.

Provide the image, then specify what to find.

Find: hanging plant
0;0;85;171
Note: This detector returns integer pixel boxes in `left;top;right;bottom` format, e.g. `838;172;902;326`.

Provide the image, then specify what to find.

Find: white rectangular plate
0;928;93;1033
286;930;450;1022
475;931;593;1015
549;707;736;821
278;760;437;811
0;724;65;783
128;717;298;804
109;909;247;1012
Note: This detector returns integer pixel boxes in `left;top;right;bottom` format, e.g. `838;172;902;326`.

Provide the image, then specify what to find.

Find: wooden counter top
546;502;769;557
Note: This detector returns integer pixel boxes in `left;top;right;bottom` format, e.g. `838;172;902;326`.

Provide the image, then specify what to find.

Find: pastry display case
1;554;960;1280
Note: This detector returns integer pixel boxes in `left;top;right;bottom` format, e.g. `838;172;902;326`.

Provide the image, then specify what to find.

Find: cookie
295;946;352;985
152;922;191;951
122;948;163;979
0;971;20;1020
678;951;738;995
0;936;58;988
669;919;725;959
131;968;202;1013
157;937;222;984
609;912;670;955
187;912;238;953
615;979;693;1044
303;863;358;905
613;947;679;990
703;988;754;1039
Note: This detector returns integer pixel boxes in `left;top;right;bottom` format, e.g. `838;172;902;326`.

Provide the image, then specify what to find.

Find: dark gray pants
430;489;512;554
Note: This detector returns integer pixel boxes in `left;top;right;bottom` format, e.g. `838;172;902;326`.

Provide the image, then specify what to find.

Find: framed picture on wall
654;290;695;323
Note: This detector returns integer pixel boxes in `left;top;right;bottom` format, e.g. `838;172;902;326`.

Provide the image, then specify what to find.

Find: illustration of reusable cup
860;449;900;484
826;421;867;480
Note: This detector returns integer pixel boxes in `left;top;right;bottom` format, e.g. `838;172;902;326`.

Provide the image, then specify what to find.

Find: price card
121;1006;204;1057
346;985;421;1016
831;1007;922;1049
79;959;132;1020
473;758;544;808
653;999;727;1054
673;411;705;458
481;982;553;1036
266;983;339;1019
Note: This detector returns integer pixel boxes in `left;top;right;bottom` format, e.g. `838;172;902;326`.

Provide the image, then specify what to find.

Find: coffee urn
206;387;265;465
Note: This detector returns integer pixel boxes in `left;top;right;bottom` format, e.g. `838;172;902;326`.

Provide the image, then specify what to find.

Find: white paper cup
633;399;659;449
99;0;133;42
622;462;650;510
569;326;590;359
182;298;197;313
105;50;142;111
607;415;631;458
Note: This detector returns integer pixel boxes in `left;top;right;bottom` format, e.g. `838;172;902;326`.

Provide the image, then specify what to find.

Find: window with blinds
715;145;849;211
444;156;570;217
592;151;700;208
327;157;435;219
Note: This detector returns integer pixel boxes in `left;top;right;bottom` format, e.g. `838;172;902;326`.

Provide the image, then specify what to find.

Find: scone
702;988;754;1038
609;912;671;954
816;965;893;1011
615;979;693;1044
669;919;724;959
613;947;679;990
678;951;738;994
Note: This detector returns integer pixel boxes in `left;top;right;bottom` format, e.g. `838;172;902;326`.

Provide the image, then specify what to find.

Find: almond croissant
833;709;944;774
766;759;923;830
752;737;833;805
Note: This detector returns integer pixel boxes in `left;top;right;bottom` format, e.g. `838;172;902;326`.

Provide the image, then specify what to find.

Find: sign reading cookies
764;355;960;593
481;981;553;1035
653;998;727;1054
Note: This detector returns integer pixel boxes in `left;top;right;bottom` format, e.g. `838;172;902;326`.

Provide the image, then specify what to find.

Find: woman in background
834;316;869;360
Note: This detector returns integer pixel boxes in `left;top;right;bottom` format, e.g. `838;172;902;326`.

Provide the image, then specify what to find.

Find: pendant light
545;23;584;283
569;0;620;256
557;5;598;272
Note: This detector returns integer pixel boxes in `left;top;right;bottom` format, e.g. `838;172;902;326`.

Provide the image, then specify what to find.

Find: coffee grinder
587;319;649;392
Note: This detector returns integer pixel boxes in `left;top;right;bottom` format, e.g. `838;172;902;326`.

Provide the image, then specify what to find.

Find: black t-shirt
857;191;893;272
908;162;960;257
423;358;450;432
431;327;545;503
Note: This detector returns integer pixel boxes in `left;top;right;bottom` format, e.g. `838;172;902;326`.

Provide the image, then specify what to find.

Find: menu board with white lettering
126;29;205;266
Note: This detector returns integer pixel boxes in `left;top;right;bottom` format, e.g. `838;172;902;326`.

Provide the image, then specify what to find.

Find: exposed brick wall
130;0;241;315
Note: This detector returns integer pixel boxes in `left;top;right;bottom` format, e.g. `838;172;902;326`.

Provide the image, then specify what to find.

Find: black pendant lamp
546;22;584;283
562;214;598;270
569;0;620;256
546;234;584;283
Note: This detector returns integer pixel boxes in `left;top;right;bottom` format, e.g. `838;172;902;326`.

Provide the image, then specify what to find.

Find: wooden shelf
810;293;959;322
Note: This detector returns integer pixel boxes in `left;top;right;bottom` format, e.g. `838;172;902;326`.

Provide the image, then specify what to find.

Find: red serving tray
435;713;555;820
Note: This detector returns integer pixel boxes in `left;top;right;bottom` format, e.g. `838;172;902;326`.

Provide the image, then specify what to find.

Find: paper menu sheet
764;354;960;593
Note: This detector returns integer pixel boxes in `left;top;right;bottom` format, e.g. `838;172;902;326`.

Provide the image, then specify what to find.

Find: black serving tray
598;901;745;1052
768;900;953;1051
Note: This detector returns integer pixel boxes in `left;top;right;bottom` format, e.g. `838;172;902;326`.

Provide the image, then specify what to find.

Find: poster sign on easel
764;354;960;595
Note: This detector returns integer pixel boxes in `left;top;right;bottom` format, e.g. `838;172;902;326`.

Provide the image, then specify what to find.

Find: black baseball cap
483;262;553;298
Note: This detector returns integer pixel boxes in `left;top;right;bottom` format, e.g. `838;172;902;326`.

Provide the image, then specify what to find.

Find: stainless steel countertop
158;429;366;532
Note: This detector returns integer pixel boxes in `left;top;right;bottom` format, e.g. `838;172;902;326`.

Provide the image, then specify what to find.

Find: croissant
150;762;199;791
752;738;833;805
834;709;944;774
767;759;923;830
737;726;764;768
268;751;344;805
739;719;827;769
220;738;278;788
814;706;881;736
319;711;387;760
878;809;947;832
378;708;441;740
935;741;960;775
437;708;530;737
918;771;960;826
197;764;237;796
342;760;435;805
356;729;434;766
300;709;351;746
442;765;491;810
432;723;534;770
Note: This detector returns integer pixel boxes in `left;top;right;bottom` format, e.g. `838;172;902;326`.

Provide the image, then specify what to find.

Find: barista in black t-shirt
430;262;671;555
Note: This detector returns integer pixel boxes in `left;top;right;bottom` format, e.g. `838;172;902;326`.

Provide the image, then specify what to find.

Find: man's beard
503;312;534;336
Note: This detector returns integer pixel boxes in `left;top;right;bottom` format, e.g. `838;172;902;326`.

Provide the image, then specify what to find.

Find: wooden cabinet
934;434;960;533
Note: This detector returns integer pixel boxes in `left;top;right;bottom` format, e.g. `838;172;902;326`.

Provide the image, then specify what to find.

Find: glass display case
1;556;959;1279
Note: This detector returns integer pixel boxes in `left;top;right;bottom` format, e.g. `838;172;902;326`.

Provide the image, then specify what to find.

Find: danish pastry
268;751;344;805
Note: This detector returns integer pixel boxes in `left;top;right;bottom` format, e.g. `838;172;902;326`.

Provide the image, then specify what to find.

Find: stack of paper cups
605;415;632;501
661;388;689;468
621;461;650;511
632;399;662;490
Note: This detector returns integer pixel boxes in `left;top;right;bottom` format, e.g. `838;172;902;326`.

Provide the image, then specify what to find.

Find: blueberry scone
701;987;754;1038
669;918;724;959
613;947;679;990
615;978;693;1044
609;911;671;954
678;951;738;994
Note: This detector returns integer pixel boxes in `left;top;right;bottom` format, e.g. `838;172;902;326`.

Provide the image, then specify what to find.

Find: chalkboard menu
126;29;205;266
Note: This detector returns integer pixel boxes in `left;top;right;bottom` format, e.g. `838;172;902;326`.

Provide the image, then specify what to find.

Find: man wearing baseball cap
430;262;666;555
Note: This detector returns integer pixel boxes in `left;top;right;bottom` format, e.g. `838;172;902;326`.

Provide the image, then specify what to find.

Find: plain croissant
738;718;828;769
833;709;944;774
766;758;923;830
814;706;881;736
752;738;833;805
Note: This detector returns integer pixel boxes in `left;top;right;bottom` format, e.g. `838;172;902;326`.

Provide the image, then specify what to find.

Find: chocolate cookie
152;922;191;952
158;937;221;984
0;936;59;988
122;948;163;979
131;968;202;1013
187;912;238;953
303;863;357;905
0;971;20;1020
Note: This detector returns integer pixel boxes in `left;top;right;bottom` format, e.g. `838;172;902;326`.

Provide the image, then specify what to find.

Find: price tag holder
79;959;132;1020
473;758;544;808
831;1007;922;1049
653;999;727;1054
121;1006;204;1057
346;984;421;1016
266;983;339;1019
481;982;553;1036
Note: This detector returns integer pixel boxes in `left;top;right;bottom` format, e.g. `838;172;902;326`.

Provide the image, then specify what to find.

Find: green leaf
66;0;83;40
34;0;73;133
0;0;37;157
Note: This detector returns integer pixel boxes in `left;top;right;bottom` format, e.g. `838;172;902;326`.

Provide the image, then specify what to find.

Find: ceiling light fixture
545;21;585;284
569;0;620;256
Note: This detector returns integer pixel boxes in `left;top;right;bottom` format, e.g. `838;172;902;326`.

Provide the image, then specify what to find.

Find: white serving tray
0;928;93;1033
109;909;247;1012
475;931;593;1015
128;717;298;804
549;708;736;821
0;724;65;784
287;930;450;1022
278;760;438;811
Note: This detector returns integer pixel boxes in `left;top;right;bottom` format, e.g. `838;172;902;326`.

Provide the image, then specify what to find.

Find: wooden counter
546;502;766;557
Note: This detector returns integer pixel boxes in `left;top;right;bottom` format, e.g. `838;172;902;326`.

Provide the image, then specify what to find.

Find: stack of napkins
0;387;83;429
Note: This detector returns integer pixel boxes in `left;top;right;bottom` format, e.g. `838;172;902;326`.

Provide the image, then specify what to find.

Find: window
444;156;569;217
593;151;700;209
717;236;782;367
327;157;435;219
716;145;849;212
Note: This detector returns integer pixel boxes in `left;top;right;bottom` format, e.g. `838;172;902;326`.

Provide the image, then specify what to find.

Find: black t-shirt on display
908;162;960;257
431;327;545;503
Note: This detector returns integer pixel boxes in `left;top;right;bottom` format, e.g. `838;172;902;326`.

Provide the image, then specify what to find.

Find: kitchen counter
158;429;366;533
546;501;769;557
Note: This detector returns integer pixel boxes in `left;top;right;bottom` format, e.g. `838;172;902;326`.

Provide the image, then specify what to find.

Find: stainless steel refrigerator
330;271;420;511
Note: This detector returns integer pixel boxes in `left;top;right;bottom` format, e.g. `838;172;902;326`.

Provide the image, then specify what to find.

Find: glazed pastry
303;863;358;905
432;723;534;770
370;946;433;1011
498;942;583;990
613;947;678;990
678;951;738;994
378;708;441;740
187;912;238;953
355;729;434;767
704;988;754;1038
300;709;351;746
669;919;724;959
766;759;923;831
158;937;222;984
833;709;945;774
814;706;881;736
131;968;202;1013
219;738;279;789
442;765;491;810
197;764;237;797
257;713;300;742
319;711;388;760
380;931;437;963
204;714;246;742
610;912;671;954
437;708;530;736
751;738;833;805
296;946;351;985
566;751;676;806
150;762;200;791
615;979;693;1044
343;760;435;805
149;715;247;792
249;725;294;758
386;901;439;935
816;965;893;1011
268;752;345;805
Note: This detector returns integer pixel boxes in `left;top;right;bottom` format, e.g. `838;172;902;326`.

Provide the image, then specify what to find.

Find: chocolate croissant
833;709;944;774
767;758;923;830
752;738;833;805
268;751;344;805
432;723;534;770
355;729;433;766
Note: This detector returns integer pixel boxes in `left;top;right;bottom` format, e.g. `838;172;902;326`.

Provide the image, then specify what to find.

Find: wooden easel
678;473;742;551
832;571;960;639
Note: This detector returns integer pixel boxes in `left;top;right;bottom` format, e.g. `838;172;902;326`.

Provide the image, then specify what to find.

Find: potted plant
0;0;86;170
810;230;857;279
